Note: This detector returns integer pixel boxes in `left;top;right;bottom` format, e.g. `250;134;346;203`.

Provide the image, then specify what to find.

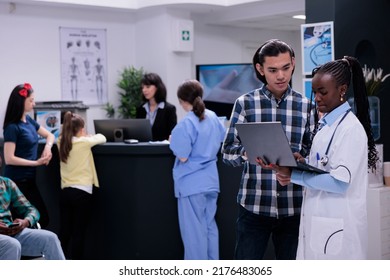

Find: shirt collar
143;101;165;113
260;84;292;102
320;102;351;127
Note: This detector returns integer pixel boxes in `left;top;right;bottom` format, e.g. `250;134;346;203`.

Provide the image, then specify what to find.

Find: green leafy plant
117;66;145;118
103;102;115;118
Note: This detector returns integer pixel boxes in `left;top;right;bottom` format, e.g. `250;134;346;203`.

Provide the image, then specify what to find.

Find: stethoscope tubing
319;109;351;166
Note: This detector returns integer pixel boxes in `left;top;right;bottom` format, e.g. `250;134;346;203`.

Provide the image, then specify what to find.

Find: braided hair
312;56;378;170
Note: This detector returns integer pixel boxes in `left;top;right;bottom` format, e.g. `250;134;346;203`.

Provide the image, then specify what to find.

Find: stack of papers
149;140;170;145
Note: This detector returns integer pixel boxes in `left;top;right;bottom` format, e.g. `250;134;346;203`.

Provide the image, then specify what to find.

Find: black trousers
59;187;92;260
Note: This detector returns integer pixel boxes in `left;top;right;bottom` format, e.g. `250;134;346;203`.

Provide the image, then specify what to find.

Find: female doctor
264;56;378;259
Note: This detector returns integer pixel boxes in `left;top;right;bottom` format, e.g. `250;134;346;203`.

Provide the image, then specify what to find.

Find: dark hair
141;73;167;103
252;39;295;84
59;111;85;163
312;56;378;170
3;83;34;129
177;79;206;121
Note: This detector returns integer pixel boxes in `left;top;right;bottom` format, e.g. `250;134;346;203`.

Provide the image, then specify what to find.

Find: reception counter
1;141;243;259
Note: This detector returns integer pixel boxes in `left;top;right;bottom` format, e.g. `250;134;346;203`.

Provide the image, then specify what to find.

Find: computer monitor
196;63;263;119
94;119;152;142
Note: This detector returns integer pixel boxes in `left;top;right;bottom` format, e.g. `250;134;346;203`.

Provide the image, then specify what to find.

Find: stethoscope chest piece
320;156;329;166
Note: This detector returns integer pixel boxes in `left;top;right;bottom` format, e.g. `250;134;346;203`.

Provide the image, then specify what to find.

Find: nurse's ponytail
177;79;206;121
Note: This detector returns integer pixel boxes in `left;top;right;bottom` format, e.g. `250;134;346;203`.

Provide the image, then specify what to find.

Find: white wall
0;3;136;135
0;2;304;137
135;8;193;121
192;21;303;94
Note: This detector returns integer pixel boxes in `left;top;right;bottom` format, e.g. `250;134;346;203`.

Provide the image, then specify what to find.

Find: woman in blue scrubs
170;79;226;260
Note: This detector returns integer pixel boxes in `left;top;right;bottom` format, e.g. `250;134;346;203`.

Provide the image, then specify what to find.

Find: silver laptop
236;122;327;174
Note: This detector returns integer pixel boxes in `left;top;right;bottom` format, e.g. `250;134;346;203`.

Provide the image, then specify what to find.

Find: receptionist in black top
136;73;177;141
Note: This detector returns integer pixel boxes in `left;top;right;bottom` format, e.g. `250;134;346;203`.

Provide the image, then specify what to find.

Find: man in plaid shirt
0;155;65;259
222;39;315;260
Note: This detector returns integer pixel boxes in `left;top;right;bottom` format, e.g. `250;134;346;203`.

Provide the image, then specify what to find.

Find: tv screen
196;63;262;119
94;119;152;142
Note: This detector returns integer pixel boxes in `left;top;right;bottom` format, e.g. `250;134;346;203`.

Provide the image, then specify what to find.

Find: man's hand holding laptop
256;152;304;186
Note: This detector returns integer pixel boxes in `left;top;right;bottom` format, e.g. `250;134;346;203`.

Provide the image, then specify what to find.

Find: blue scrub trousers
177;191;219;260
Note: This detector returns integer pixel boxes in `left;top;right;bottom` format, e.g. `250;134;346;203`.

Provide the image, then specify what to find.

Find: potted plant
104;66;145;119
361;65;389;186
348;65;389;141
362;64;390;96
103;102;115;118
363;65;390;141
117;66;145;118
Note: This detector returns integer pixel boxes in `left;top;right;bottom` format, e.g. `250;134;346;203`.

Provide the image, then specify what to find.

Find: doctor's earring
340;94;344;102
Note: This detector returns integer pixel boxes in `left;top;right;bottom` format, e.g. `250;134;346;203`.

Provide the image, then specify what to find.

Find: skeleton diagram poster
60;27;108;105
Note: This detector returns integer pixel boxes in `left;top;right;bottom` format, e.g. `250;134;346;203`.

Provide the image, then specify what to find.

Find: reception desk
1;142;243;260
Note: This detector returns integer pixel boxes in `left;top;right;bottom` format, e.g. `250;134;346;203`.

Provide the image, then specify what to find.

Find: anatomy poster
60;27;108;105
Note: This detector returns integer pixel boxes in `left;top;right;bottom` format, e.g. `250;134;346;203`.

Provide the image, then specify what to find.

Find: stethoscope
319;109;351;166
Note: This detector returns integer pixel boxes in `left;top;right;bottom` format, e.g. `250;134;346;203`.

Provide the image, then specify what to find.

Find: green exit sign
182;30;190;41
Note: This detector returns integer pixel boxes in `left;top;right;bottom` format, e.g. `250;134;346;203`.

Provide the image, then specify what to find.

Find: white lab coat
296;108;368;259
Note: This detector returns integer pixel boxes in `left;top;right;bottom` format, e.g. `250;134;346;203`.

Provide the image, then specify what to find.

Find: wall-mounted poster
303;78;312;100
60;27;108;105
301;21;334;75
36;111;61;140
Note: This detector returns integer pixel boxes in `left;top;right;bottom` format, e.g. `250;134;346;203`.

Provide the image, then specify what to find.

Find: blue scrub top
170;109;226;198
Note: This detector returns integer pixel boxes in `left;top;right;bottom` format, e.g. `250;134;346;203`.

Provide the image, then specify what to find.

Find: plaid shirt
222;85;315;218
0;176;39;227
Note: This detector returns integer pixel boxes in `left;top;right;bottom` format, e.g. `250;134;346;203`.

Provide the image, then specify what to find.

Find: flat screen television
196;63;262;119
94;119;152;142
